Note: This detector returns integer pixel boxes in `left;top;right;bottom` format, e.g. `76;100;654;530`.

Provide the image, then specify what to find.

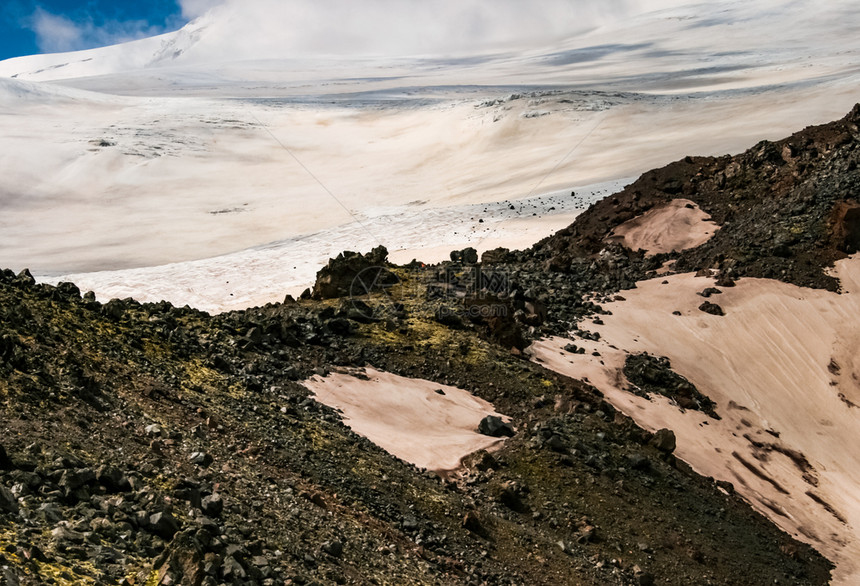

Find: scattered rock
698;287;722;298
624;354;718;417
564;343;586;355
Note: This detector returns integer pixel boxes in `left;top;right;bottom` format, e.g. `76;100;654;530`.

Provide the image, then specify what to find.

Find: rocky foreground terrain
2;103;859;585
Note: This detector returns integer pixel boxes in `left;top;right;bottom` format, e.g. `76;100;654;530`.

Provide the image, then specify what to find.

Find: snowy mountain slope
0;0;858;310
0;76;128;105
0;18;210;82
1;0;857;94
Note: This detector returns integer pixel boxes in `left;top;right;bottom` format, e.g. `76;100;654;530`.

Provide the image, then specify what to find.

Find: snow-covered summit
1;0;856;94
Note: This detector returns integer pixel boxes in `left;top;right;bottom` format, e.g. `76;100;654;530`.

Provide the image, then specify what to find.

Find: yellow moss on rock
180;359;228;394
0;525;103;586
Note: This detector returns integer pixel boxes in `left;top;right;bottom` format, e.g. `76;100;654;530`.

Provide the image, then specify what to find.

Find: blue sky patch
0;0;191;60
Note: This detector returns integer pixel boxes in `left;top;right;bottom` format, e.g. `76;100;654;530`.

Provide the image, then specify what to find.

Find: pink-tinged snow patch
608;199;719;255
302;367;510;474
530;255;860;585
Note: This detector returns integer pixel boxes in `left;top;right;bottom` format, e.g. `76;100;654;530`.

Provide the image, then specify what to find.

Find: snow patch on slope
531;256;860;584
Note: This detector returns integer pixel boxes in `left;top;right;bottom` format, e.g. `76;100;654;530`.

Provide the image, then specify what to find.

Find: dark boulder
478;415;514;438
154;531;206;586
699;302;725;316
564;343;586;355
462;511;486;536
481;247;512;264
101;299;127;320
15;269;35;288
715;274;736;288
58;468;96;495
95;465;127;493
149;511;181;540
495;481;528;513
324;317;354;336
0;445;11;470
0;484;18;514
321;540;344;558
188;452;213;467
312;246;394;300
450;247;479;265
627;453;651;471
55;282;81;300
201;493;224;517
651;429;677;453
434;307;464;328
698;287;722;298
464;296;526;351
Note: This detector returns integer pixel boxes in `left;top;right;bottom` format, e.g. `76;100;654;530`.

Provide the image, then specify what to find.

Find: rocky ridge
3;104;858;585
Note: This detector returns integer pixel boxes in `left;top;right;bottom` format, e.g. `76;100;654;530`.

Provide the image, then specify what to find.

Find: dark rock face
2;106;853;586
312;246;394;300
532;103;860;291
478;415;515;438
153;531;206;586
464;295;527;351
831;201;860;253
481;247;513;264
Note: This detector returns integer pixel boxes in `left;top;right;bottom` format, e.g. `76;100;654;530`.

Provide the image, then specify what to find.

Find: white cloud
29;0;687;58
28;7;174;54
178;0;227;20
29;9;84;54
176;0;686;60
